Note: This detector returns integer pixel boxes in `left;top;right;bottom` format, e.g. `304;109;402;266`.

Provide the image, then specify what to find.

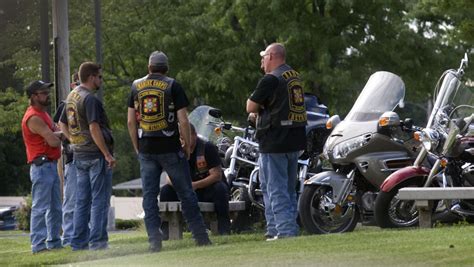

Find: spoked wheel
298;185;359;234
375;179;423;228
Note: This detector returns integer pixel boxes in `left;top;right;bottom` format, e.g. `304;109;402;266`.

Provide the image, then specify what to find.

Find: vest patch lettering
136;79;169;90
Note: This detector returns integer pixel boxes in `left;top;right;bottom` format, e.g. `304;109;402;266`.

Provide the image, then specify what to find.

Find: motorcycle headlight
238;142;251;155
332;134;372;159
249;146;259;159
419;129;440;152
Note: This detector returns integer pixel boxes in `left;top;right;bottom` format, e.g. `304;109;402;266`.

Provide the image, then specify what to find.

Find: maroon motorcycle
375;54;473;228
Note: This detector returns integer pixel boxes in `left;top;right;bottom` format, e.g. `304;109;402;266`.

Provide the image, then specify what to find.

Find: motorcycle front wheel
299;185;359;234
374;179;422;228
230;186;253;233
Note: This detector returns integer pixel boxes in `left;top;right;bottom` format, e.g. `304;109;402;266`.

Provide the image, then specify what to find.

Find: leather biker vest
65;86;100;154
131;74;178;138
193;138;209;181
256;64;307;136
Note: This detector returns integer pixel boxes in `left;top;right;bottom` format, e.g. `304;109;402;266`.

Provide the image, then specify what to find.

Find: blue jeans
160;181;231;235
29;161;62;253
139;151;209;246
259;152;299;237
61;161;77;246
71;156;112;251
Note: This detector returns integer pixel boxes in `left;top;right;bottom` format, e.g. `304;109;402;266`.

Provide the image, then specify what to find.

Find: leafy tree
0;0;472;194
0;89;29;195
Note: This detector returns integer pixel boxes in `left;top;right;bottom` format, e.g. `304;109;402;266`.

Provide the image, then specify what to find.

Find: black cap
26;80;53;98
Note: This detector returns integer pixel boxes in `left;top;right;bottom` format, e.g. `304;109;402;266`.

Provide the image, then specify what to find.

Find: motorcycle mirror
457;53;469;74
208;108;222;118
398;99;405;109
378;111;401;127
223;123;232;130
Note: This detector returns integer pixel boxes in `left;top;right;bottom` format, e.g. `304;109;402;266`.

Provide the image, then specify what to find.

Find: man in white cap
127;51;211;252
247;43;307;240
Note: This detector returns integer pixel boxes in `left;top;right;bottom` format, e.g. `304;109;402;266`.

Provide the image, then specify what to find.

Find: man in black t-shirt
53;72;79;247
160;124;231;237
127;51;211;252
247;43;307;240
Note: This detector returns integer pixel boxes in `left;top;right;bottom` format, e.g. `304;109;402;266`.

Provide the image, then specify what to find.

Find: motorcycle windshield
345;71;405;122
435;74;474;122
188;105;222;143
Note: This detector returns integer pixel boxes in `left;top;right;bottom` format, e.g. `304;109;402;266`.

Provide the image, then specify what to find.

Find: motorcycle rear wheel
299;185;359;234
374;179;422;228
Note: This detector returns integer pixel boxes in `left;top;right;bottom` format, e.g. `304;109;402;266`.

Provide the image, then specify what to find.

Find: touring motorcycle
298;71;421;234
375;54;474;228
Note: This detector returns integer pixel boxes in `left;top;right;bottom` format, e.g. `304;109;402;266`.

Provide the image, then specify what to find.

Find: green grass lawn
1;225;474;266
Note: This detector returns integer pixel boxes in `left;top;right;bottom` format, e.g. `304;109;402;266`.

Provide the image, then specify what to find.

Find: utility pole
52;0;70;105
40;0;50;83
95;0;103;101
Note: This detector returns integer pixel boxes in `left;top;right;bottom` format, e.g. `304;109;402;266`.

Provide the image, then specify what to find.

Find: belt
31;155;52;166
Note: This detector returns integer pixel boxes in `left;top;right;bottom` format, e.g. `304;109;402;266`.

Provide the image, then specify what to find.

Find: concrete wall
0;197;26;208
0;196;143;221
110;196;144;220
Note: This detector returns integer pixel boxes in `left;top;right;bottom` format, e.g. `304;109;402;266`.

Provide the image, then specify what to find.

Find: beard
38;97;51;107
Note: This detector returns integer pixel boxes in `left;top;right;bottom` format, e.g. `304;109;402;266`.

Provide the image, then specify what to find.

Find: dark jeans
72;156;112;251
160;181;231;235
138;151;209;246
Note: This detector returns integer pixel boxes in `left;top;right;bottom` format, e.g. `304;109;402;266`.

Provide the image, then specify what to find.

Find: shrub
115;219;142;230
14;194;32;231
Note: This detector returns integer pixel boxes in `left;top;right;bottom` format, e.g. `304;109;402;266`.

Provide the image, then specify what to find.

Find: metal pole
40;0;50;83
52;0;70;104
94;0;103;101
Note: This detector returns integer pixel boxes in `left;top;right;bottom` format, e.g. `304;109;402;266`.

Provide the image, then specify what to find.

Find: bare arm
59;121;70;140
177;107;191;159
27;116;61;147
127;107;139;154
246;99;261;113
192;166;222;190
90;122;116;168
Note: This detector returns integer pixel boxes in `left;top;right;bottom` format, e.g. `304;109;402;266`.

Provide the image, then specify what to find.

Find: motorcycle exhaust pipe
450;203;474;216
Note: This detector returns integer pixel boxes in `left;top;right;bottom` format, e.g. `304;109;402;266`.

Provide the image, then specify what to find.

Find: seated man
160;123;231;237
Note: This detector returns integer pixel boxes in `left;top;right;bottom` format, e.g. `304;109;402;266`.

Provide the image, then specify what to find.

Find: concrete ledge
398;187;474;228
159;201;246;212
398;187;474;200
160;201;246;240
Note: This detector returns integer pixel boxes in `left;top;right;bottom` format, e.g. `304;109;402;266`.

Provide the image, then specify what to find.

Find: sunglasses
35;91;50;96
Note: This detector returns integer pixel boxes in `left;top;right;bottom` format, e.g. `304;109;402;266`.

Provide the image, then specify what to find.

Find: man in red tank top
21;80;63;254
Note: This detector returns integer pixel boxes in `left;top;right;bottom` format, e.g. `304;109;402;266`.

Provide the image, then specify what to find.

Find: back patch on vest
138;89;167;131
66;102;86;144
283;70;306;123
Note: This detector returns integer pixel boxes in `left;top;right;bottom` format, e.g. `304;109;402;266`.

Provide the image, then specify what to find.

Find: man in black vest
160;123;231;237
59;62;115;250
127;51;211;252
246;43;307;240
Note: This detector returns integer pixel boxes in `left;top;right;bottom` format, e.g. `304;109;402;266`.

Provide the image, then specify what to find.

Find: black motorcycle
189;94;331;231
